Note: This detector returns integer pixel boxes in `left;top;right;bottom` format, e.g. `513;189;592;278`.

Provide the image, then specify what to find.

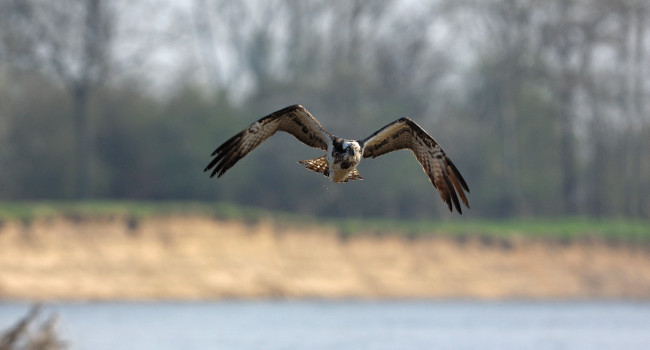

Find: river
2;300;650;349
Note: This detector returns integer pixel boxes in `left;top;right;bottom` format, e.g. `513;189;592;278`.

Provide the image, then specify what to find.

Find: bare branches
0;305;66;350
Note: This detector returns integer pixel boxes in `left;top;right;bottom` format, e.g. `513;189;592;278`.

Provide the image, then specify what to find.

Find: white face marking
342;140;361;153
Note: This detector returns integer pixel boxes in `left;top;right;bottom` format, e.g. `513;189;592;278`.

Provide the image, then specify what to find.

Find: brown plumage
362;117;470;213
204;105;331;178
205;105;470;214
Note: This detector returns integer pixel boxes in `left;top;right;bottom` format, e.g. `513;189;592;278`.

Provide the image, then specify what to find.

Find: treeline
0;0;648;219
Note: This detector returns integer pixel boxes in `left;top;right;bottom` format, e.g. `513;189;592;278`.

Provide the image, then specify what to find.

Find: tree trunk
501;85;521;216
589;119;605;217
72;84;91;199
554;1;578;215
558;86;577;215
632;5;647;217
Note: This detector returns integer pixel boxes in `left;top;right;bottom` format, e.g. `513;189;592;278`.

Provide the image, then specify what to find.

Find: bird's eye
347;147;354;155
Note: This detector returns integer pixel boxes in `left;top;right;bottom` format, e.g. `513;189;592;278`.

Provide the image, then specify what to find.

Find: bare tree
625;1;648;217
542;0;583;215
454;0;545;215
3;0;114;198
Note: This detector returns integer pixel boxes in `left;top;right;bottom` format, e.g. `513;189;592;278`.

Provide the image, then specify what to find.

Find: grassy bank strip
332;217;650;242
0;201;264;222
0;201;314;228
0;201;648;242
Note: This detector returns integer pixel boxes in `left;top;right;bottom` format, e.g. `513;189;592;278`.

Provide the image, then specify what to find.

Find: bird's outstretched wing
362;117;470;213
205;104;332;178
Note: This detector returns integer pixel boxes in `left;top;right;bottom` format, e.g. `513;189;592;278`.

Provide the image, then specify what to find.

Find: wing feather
205;105;332;178
362;117;470;213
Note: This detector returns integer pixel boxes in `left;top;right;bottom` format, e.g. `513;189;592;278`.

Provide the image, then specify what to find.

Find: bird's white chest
326;145;361;183
329;162;357;183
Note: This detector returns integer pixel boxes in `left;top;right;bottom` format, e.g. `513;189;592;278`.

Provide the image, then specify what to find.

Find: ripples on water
1;300;650;350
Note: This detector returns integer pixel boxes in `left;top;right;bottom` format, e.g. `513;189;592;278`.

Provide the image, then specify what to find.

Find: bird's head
340;140;362;168
341;140;360;155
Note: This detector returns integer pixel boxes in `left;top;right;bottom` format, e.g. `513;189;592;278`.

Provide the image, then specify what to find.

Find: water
2;300;650;350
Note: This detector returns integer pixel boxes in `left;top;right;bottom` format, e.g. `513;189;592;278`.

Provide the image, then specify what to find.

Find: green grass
0;200;308;226
0;201;648;242
328;216;650;242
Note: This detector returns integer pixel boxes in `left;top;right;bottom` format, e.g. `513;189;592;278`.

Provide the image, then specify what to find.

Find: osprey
205;105;470;213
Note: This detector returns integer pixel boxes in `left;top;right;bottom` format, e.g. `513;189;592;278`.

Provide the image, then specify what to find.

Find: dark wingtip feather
210;166;220;178
204;156;219;173
447;159;469;193
205;132;245;179
212;134;241;157
443;174;462;214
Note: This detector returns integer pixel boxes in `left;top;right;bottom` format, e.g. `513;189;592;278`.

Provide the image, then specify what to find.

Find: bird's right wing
205;105;332;178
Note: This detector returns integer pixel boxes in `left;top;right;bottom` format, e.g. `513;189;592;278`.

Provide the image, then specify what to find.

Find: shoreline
1;216;649;301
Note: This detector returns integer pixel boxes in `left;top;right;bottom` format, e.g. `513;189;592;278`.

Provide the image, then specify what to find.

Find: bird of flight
205;105;470;213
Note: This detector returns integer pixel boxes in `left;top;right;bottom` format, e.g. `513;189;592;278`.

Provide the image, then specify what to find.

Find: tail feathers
298;156;330;177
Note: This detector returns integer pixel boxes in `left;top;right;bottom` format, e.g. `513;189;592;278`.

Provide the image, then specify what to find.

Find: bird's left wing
362;117;470;213
205;104;332;178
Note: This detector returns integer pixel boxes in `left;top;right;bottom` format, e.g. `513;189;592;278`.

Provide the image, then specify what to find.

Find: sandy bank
1;216;649;300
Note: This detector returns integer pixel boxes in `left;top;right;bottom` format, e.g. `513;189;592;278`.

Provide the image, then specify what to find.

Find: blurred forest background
0;0;648;219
